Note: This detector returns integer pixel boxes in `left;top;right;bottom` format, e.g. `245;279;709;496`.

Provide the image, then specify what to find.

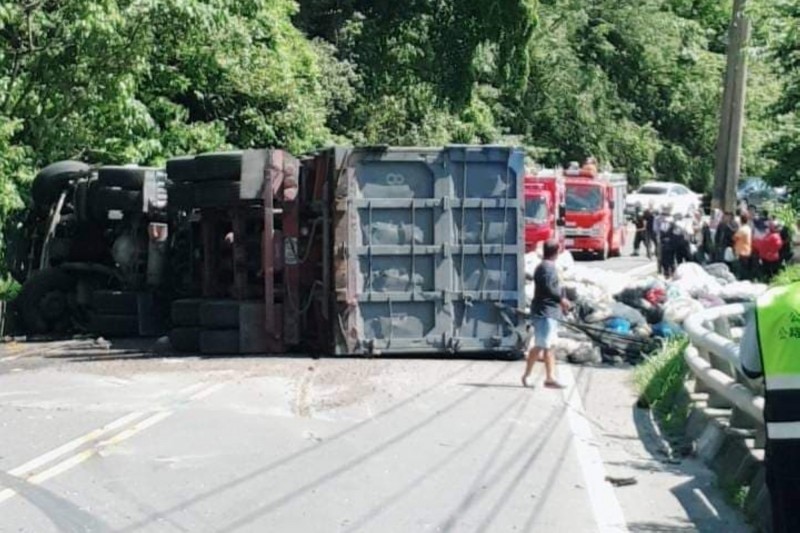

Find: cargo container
307;146;526;357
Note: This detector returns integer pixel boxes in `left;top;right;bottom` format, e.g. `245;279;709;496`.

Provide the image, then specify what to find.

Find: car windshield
566;184;603;212
525;196;548;223
637;185;668;195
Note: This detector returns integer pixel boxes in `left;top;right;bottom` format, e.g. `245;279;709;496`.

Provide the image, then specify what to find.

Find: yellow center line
0;381;227;506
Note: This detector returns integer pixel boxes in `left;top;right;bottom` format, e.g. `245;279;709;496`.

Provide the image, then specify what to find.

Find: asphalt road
0;249;751;533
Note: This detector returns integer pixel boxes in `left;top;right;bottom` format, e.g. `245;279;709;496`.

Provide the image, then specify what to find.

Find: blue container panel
362;301;437;340
454;207;518;245
450;153;521;199
359;255;436;293
456;255;518;292
356;161;435;199
359;208;435;246
331;146;526;356
453;301;517;339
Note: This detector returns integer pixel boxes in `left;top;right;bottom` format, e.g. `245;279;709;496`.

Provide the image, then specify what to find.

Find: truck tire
97;166;151;189
169;327;201;352
166;156;197;182
168;183;194;209
92;290;139;315
32;161;90;207
171;299;203;327
91;186;143;213
199;300;240;328
193;182;241;208
19;268;77;334
193;151;243;182
167;182;242;209
74;180;91;222
89;313;140;337
199;329;240;355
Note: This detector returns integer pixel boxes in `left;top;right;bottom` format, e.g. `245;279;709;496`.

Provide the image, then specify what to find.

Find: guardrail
683;303;765;445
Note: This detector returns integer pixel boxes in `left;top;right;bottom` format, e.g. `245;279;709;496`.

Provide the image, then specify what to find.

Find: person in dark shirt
632;207;652;258
644;206;655;259
659;217;678;278
714;211;735;262
522;240;568;389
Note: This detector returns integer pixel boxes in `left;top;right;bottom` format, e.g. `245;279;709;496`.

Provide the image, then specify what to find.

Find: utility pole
713;0;750;213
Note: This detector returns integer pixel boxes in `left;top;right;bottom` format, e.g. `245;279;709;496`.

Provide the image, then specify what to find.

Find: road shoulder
572;364;751;532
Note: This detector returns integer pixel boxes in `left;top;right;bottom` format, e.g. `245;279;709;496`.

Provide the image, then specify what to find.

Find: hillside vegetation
0;0;797;227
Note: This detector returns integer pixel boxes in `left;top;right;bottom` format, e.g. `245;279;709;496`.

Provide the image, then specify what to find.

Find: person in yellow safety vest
741;279;800;533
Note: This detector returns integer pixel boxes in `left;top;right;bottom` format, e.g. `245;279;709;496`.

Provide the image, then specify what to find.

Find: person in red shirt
762;222;784;280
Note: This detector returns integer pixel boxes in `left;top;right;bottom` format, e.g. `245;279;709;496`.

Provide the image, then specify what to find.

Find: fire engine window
525;197;548;222
566;185;603;212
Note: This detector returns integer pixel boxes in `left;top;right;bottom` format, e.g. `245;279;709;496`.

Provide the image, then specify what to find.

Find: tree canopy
0;0;793;229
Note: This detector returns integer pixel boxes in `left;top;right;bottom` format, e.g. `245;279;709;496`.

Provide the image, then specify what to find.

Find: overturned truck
11;145;528;358
7;162;168;337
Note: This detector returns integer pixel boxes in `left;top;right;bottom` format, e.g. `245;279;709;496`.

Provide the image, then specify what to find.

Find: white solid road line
0;382;226;506
8;410;149;477
561;366;629;533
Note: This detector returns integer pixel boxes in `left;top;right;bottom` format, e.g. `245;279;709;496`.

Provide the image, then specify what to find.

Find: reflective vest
756;282;800;440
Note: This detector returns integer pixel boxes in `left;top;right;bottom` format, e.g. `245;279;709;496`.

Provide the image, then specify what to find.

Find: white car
625;181;701;217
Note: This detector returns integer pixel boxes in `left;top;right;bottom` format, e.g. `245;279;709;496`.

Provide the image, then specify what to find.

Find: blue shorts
532;317;558;349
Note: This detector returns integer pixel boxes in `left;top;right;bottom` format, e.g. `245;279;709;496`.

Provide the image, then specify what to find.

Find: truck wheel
194;151;243;182
91;290;139;315
600;241;609;261
97;166;152;189
193;182;242;208
74;180;91;222
166;156;197;182
32;161;90;207
171;299;203;327
19;268;77;334
169;327;201;352
89;313;140;337
199;300;240;328
199;330;240;355
168;183;194;209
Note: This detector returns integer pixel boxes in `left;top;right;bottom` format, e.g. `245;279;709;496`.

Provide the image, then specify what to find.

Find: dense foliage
763;1;800;191
0;0;794;236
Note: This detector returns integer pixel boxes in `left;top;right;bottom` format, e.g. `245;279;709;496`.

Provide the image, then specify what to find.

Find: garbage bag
652;322;682;338
556;250;575;274
672;262;724;296
704;263;736;284
605;317;632;334
525;252;541;281
663;297;704;324
644;287;666;305
608;301;647;327
719;281;768;302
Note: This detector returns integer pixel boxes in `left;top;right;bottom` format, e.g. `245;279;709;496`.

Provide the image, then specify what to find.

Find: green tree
764;1;800;189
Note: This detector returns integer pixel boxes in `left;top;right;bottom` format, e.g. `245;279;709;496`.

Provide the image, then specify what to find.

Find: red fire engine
563;164;627;259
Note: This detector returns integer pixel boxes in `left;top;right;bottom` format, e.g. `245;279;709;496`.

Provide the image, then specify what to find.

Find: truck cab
524;170;565;252
563;166;627;260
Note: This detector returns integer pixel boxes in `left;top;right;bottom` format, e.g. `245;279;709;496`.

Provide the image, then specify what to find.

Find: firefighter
741;279;800;533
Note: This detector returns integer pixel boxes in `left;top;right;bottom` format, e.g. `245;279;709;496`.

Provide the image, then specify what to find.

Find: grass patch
771;264;800;287
633;337;691;436
721;481;750;512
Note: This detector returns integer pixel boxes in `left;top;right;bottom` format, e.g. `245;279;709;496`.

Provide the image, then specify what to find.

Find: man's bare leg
522;347;542;387
543;349;564;389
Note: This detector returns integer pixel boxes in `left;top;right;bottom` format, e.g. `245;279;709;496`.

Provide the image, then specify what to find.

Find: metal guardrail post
705;318;734;409
684;303;765;445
